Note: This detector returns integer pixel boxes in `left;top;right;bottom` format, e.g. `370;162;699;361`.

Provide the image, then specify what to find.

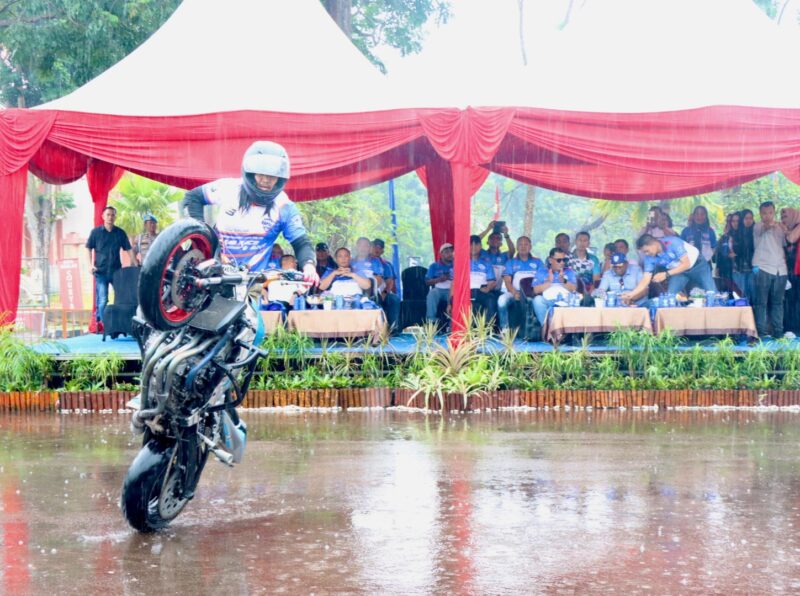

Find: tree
321;0;450;72
23;176;75;303
108;173;183;239
0;0;181;107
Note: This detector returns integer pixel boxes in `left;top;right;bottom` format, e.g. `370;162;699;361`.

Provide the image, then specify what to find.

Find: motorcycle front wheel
139;219;218;331
121;438;195;532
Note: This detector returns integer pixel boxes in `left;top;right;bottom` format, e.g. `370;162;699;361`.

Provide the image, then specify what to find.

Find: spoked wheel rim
158;234;214;325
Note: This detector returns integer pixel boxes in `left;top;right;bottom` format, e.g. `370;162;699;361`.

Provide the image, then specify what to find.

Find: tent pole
450;162;472;338
387;179;402;299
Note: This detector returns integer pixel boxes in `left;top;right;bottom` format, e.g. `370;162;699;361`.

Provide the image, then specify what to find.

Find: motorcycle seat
188;295;247;333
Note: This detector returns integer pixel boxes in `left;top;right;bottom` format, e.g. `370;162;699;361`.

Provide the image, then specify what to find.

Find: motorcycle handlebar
195;269;309;289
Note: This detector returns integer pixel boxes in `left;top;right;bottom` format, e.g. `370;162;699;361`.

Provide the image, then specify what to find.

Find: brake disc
170;248;206;309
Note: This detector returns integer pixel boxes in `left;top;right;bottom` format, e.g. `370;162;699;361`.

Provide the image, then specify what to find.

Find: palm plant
0;317;54;391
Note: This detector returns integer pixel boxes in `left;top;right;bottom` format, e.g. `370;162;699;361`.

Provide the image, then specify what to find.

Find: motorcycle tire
139;219;218;331
122;438;191;532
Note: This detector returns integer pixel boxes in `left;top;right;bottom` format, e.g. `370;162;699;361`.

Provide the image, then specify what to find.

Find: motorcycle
121;218;310;532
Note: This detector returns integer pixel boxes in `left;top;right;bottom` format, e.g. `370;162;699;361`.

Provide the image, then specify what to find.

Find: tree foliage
321;0;450;72
108;173;182;238
0;0;181;107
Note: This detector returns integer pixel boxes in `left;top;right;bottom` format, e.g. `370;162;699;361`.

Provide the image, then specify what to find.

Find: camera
493;220;506;234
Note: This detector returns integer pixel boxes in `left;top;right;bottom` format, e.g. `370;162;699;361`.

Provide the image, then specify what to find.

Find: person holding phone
531;248;578;326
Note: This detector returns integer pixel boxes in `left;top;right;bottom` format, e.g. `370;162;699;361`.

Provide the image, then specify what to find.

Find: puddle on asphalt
2;409;800;594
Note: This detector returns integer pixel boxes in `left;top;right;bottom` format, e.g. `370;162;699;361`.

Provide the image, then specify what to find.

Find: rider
181;141;318;284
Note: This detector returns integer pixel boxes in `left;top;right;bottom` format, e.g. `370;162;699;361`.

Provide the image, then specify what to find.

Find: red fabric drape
86;160;125;225
0;166;28;319
4;102;800;328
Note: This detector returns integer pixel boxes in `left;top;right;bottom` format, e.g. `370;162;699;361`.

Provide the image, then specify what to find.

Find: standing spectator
621;234;714;303
554;233;571;256
531;248;577;326
780;207;800;336
86;206;137;332
614;238;639;269
681;205;717;266
713;212;739;293
425;243;453;323
132;213;159;266
469;235;497;321
568;231;601;291
732;209;756;303
496;236;544;330
315;242;333;278
637;206;676;240
752;201;787;339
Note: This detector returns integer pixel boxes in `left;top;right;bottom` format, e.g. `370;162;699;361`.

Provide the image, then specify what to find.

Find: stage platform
29;331;794;360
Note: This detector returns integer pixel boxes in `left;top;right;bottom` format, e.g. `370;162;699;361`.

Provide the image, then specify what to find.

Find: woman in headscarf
732;209;756;304
681;205;717;266
780;207;800;334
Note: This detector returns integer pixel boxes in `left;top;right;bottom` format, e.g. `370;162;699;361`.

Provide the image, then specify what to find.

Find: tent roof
387;0;800;111
38;0;395;114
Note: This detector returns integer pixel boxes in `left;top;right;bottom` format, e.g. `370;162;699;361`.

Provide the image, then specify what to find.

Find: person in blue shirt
470;235;497;321
531;248;578;326
426;243;454;322
621;234;715;303
371;238;397;294
318;247;373;295
497;236;544;330
353;236;400;332
599;253;646;306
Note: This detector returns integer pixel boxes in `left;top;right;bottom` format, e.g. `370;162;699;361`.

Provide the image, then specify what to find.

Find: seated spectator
601;242;616;274
469;235;497;321
531;248;577;326
318;247;372;296
621;234;715;303
315;242;333;278
371;238;396;294
554;232;571;256
681;205;717;265
425;243;454;322
497;236;544;330
568;231;601;291
267;243;284;269
280;254;298;271
370;237;401;332
599;253;645;306
352;237;385;288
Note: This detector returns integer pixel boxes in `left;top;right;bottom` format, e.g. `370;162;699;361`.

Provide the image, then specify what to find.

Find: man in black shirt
86;206;136;331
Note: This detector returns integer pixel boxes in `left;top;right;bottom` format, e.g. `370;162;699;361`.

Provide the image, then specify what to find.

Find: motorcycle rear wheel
139;219;218;331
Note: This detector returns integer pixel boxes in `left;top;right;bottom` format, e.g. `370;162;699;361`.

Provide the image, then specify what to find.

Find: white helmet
241;141;290;180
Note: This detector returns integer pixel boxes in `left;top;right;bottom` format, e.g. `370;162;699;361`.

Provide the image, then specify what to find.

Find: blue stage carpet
30;332;796;359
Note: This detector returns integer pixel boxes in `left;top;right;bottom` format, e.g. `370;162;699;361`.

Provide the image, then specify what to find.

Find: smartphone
493;220;506;234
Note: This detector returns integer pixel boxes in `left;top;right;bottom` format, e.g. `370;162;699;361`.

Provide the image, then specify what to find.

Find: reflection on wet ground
2;409;800;594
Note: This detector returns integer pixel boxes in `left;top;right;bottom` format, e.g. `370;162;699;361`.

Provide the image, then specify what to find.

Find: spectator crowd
414;202;800;340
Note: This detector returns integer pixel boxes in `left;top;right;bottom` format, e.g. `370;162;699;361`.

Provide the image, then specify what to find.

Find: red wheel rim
158;233;213;324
